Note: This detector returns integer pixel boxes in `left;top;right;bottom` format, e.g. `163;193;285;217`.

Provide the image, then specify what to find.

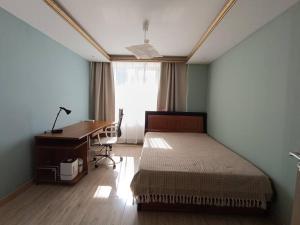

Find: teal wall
207;3;300;225
0;8;89;198
187;64;208;112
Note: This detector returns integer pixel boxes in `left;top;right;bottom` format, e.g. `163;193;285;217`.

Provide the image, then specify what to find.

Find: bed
130;111;273;213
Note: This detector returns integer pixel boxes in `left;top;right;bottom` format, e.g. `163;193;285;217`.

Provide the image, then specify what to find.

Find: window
113;62;161;143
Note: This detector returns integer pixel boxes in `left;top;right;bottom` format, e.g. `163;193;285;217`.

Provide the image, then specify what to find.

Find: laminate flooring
0;144;274;225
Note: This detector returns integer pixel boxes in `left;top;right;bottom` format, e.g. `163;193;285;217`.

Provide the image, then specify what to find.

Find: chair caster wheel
113;165;116;169
95;164;99;168
120;157;123;162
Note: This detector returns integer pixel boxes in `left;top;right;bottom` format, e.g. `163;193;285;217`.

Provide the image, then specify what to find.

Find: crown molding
187;0;237;60
44;0;110;60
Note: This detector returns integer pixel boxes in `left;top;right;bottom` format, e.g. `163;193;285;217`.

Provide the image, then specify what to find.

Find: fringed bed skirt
135;194;267;209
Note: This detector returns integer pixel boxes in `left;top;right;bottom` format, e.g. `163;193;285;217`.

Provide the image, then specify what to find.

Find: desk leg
77;136;89;175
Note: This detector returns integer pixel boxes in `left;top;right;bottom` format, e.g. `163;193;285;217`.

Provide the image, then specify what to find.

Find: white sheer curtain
113;62;161;144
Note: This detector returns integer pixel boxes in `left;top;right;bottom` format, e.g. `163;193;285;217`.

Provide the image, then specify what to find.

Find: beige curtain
90;62;115;121
157;62;187;111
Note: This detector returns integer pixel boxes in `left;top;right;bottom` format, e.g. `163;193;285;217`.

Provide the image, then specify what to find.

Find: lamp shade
60;107;71;115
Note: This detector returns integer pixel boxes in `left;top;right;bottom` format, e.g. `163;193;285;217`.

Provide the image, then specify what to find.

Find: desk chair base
93;144;123;169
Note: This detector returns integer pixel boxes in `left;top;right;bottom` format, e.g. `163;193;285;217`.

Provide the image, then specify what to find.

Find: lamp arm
51;108;62;131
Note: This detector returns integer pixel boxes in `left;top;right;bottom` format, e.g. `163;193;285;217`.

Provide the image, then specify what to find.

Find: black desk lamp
51;107;71;133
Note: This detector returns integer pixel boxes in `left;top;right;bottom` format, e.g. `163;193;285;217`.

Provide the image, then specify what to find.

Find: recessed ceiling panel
57;0;225;56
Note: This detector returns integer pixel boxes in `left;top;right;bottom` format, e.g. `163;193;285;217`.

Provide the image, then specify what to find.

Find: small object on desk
51;129;63;133
51;106;72;133
85;119;95;122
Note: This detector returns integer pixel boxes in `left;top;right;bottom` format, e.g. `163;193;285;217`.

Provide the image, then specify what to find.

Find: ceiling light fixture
126;20;161;59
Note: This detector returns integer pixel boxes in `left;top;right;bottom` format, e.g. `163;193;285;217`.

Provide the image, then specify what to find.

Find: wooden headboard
145;111;207;133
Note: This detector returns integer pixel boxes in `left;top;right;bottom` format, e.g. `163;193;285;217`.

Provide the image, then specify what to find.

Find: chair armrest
91;128;105;138
104;124;118;137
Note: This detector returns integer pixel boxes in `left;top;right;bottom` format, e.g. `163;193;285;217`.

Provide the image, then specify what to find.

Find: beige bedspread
130;132;273;209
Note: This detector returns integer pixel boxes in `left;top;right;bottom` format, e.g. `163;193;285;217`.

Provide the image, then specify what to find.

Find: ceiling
0;0;299;63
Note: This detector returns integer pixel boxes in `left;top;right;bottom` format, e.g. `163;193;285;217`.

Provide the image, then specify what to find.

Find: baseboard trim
0;180;33;207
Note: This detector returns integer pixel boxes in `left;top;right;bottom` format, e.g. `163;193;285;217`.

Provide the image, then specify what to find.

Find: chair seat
101;136;118;145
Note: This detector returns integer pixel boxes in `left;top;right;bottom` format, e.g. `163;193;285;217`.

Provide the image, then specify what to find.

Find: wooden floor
0;144;274;225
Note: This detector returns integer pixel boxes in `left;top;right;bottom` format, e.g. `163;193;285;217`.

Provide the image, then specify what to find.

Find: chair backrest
117;109;123;137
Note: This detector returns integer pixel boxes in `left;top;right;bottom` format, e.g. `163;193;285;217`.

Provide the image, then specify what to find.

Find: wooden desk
35;121;112;184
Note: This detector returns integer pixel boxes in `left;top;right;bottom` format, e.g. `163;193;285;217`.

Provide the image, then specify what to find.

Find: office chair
92;109;124;169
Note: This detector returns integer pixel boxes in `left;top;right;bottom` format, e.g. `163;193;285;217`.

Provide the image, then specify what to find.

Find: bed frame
145;111;207;133
139;111;268;214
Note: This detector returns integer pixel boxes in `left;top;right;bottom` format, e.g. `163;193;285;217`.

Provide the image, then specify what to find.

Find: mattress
130;132;273;209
